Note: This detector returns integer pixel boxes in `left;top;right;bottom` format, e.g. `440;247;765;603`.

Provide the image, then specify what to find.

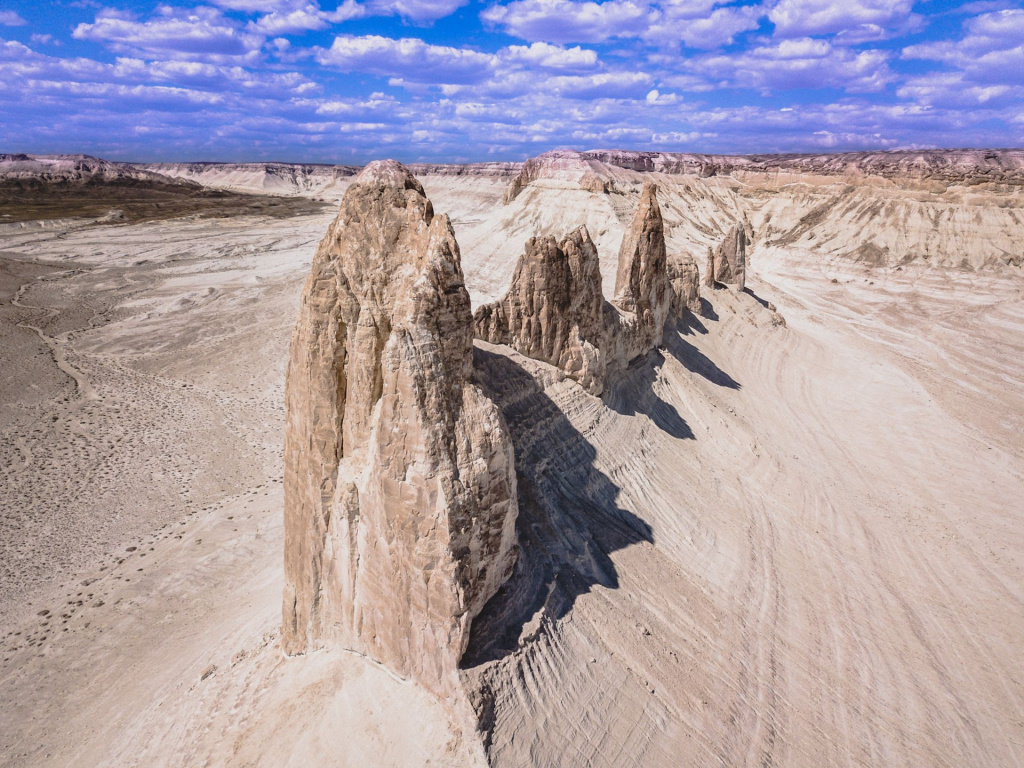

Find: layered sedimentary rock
476;182;676;394
282;160;518;698
705;225;746;290
474;227;607;394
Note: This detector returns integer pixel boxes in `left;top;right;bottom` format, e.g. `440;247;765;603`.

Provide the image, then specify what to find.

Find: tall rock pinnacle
705;224;747;291
282;160;518;697
613;181;673;354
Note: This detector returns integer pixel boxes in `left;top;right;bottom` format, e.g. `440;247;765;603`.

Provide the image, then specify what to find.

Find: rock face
474;227;607;394
476;181;675;394
613;182;673;353
282;160;518;698
705;225;746;290
668;252;701;316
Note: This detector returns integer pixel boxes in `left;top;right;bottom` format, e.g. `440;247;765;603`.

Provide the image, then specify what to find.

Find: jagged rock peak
477;184;675;394
282;160;518;698
474;225;607;394
705;225;747;291
612;181;672;351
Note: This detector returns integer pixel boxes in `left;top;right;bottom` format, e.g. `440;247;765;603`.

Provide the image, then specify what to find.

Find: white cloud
371;0;469;22
503;42;598;71
698;38;894;92
481;0;653;43
0;11;27;26
317;35;497;83
645;88;678;104
769;0;917;39
249;0;364;33
902;9;1024;88
73;7;264;62
645;3;762;48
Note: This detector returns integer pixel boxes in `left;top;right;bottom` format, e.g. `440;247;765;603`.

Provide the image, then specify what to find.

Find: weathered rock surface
475;227;607;394
668;252;701;316
705;225;747;290
282;160;518;698
613;182;673;354
476;182;675;394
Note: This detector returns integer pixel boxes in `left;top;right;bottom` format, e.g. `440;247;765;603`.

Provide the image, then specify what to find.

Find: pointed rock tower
705;224;746;291
282;160;518;698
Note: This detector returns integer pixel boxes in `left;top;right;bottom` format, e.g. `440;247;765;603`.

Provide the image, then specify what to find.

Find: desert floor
1;176;1023;767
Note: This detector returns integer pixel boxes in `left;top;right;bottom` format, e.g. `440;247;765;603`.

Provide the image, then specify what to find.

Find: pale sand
1;171;1022;766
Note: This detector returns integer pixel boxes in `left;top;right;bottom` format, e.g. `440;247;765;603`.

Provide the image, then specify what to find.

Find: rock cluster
475;226;607;394
475;182;685;394
282;160;518;698
705;225;747;290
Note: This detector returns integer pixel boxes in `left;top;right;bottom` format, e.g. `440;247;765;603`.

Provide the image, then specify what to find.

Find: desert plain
1;149;1023;766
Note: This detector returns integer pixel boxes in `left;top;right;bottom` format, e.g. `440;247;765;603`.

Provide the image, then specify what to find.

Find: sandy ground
1;174;1023;766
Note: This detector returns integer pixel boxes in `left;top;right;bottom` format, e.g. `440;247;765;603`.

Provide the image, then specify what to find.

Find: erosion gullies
282;160;518;699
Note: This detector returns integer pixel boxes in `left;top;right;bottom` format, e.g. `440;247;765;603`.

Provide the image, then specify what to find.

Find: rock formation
705;225;746;290
475;181;676;394
474;227;607;394
668;252;701;316
282;160;518;698
613;182;673;354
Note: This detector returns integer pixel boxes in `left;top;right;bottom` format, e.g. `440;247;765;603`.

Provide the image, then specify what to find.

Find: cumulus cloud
698;38;894;93
503;42;599;71
73;7;264;62
903;9;1024;90
0;11;27;26
646;3;762;48
769;0;918;40
481;0;653;43
248;0;364;33
317;35;497;83
371;0;470;22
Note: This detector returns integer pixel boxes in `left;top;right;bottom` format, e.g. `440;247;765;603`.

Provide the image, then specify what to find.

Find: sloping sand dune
1;160;1022;766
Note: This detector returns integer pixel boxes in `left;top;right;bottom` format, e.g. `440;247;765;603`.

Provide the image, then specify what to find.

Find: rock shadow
463;347;654;666
604;350;695;440
664;315;741;390
744;287;772;310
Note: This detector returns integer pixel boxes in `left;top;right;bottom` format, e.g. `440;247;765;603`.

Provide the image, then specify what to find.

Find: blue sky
0;0;1021;161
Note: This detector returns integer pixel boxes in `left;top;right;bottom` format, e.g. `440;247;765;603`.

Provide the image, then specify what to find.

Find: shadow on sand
664;311;742;390
463;347;655;667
